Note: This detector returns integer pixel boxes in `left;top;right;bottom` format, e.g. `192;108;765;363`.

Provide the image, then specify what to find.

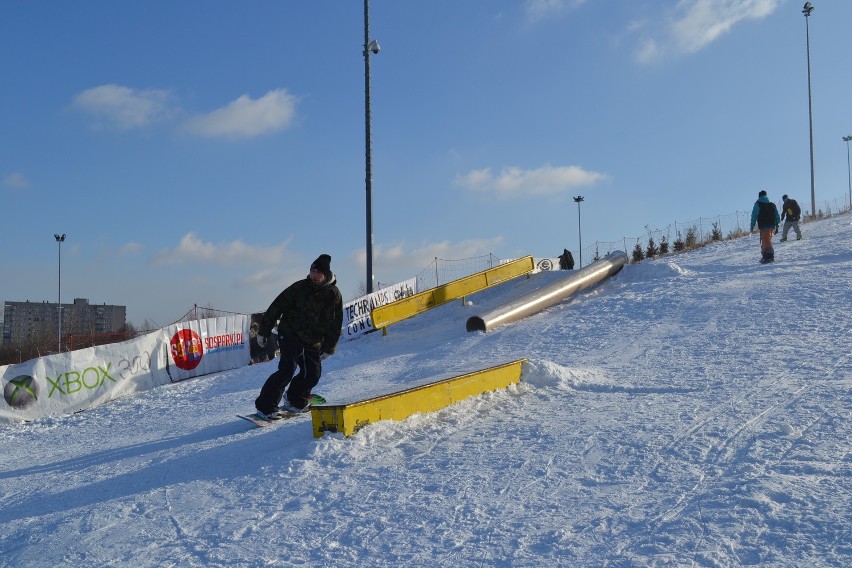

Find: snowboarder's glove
256;335;267;348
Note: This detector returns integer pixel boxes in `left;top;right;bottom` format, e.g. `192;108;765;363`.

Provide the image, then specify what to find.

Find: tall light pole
363;0;380;294
54;233;66;353
844;135;852;211
802;2;816;218
573;196;584;268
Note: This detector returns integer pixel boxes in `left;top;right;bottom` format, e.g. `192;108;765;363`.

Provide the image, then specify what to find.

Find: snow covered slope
1;215;850;567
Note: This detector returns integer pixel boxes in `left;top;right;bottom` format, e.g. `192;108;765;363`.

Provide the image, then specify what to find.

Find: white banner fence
1;315;249;424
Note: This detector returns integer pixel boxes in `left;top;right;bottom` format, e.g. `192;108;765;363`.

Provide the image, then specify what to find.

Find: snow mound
617;259;694;282
523;359;616;390
523;359;698;395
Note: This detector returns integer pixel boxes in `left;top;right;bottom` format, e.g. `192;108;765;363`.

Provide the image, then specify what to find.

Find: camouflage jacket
259;275;343;354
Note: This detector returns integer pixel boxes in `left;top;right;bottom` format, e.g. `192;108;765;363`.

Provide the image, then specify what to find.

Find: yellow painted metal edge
371;256;534;330
311;358;526;438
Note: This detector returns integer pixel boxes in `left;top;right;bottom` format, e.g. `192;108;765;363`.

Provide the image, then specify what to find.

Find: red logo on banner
170;329;204;371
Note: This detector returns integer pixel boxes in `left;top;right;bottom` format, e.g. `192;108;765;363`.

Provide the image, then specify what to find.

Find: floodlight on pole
54;233;66;353
843;135;852;211
802;2;816;218
573;196;584;268
363;0;380;294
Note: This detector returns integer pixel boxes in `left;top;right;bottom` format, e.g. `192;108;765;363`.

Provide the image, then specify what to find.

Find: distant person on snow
779;194;803;242
248;322;266;363
249;321;277;364
254;254;343;417
750;190;780;264
558;249;575;270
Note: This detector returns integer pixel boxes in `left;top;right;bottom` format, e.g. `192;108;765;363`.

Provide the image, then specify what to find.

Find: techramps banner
343;278;417;339
0;315;249;424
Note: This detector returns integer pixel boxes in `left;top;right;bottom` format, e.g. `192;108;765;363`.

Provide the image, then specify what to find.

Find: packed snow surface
1;215;850;567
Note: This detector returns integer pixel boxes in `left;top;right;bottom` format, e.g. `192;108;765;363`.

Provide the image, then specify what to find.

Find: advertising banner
160;316;249;383
534;257;560;271
343;278;417;339
0;314;249;424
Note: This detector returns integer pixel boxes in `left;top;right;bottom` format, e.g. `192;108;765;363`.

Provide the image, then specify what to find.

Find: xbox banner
0;315;249;424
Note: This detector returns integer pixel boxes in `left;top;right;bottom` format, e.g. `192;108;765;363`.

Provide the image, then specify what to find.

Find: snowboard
237;394;326;428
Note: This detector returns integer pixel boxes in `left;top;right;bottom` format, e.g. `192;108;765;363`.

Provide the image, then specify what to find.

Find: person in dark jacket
779;194;803;242
249;321;277;364
558;249;575;270
750;190;781;263
254;254;343;415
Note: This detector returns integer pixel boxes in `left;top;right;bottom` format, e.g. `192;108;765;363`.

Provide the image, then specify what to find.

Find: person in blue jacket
750;190;780;263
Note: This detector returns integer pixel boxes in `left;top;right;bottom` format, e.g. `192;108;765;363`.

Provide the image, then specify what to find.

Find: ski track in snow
1;215;850;567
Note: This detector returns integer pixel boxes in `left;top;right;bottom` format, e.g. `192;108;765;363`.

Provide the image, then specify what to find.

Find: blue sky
2;0;851;327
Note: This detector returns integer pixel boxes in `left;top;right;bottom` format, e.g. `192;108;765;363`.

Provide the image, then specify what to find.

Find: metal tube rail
466;251;628;332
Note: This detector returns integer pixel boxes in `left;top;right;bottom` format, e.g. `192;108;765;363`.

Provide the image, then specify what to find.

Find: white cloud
456;164;608;199
456;168;494;189
234;266;306;292
382;238;505;269
523;0;586;23
672;0;780;54
150;232;292;267
117;242;144;256
350;237;505;286
235;267;284;288
524;0;566;22
636;38;661;64
627;19;648;34
2;172;31;190
634;0;781;62
71;84;175;130
182;89;297;139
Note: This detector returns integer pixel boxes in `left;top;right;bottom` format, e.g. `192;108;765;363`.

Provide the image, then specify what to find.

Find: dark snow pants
255;334;322;413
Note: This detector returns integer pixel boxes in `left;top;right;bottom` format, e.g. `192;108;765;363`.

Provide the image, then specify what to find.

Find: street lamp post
844;135;852;211
54;233;66;353
363;0;380;294
802;2;816;218
573;196;584;268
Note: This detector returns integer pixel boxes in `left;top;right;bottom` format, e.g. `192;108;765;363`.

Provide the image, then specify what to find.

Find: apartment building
2;298;126;345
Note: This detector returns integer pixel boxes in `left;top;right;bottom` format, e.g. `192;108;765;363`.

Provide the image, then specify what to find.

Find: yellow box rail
310;358;526;438
371;256;535;332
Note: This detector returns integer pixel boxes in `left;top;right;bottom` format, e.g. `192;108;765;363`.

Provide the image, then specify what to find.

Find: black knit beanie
758;190;767;197
311;254;332;280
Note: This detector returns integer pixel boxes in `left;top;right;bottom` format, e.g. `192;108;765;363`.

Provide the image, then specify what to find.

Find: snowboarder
254;254;343;416
779;194;803;242
750;190;780;263
558;249;575;270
